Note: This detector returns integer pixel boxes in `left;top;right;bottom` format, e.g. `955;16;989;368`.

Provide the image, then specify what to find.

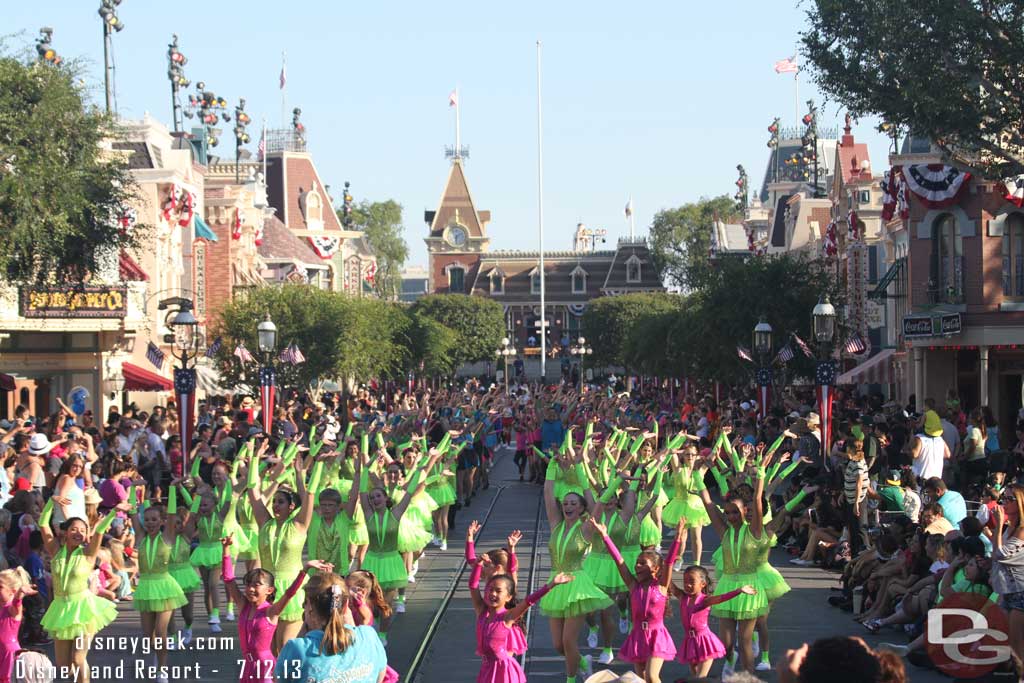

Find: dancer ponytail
307;573;354;655
348;569;392;619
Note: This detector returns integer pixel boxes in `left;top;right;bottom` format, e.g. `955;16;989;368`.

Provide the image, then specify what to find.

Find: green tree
0;53;143;283
648;195;739;291
801;0;1024;178
582;293;682;369
405;312;459;378
410;294;504;370
347;200;409;300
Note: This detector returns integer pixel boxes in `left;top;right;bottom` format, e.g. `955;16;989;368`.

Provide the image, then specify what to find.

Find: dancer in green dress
38;498;119;683
247;443;315;655
130;485;188;681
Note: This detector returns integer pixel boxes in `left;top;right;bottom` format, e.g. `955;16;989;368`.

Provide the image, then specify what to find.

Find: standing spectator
962;407;989;487
843;439;869;557
910;412;948;482
990;485;1024;680
982;405;1001;454
139;416;167;498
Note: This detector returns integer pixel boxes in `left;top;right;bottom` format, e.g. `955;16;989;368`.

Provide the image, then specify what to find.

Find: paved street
69;447;949;682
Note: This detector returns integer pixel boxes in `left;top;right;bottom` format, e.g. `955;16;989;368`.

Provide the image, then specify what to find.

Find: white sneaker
722;659;735;678
395;599;406;614
756;658;772;671
440;541;447;551
181;628;193;646
752;636;760;659
586;629;598;649
208;614;221;625
618;616;629;634
225;610;236;622
597;649;614;665
672;560;684;572
412;559;420;573
407;574;416;584
580;655;593;677
210;622;222;634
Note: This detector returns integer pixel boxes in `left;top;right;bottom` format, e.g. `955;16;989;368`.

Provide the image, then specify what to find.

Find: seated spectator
777;636;885;683
869;470;905;514
921;503;954;536
923;477;966;527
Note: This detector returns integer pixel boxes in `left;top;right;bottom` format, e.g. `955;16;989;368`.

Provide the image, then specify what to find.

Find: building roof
264;153;344;233
713;220;749;253
426;159;487;239
837;121;872;185
112;141;154;170
770;194;794;247
257;214;323;264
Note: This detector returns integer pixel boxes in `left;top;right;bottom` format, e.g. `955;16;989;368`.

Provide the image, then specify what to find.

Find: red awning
119;251;149;281
122;362;173;392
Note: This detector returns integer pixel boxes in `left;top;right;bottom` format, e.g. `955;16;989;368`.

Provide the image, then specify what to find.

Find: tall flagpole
794;70;799;128
536;40;547;382
262;117;267;179
629;194;636;239
455;85;461;157
281;51;287;127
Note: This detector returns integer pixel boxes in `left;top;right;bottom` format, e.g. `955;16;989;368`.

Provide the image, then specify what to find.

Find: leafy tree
405;312;459;378
648;195;739;292
410;294;504;369
0;53;143;283
347;200;409;300
582;293;682;369
801;0;1024;178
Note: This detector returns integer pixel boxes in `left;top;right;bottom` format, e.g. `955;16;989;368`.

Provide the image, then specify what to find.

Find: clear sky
6;1;892;268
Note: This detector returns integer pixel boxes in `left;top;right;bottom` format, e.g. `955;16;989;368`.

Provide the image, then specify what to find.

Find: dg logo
925;591;1012;678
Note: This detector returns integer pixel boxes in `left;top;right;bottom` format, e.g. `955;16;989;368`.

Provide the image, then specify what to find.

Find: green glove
784;488;811;512
168;485;178;516
190;493;202;514
360;433;369;456
40;498;54;529
179;485;194;509
94;508;119;535
599;476;623;504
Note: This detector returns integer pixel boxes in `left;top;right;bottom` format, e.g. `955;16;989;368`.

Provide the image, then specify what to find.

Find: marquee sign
20;285;128;318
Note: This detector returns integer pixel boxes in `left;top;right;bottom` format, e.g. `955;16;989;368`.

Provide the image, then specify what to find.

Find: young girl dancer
167;490;201;644
346;570;400;683
466;522;526;656
0;567;36;683
131;493;188;680
671;566;756;678
220;536;328;683
541;477;612;682
39;499;120;683
469;561;573;683
662;446;710;567
189;490;230;633
589;517;685;683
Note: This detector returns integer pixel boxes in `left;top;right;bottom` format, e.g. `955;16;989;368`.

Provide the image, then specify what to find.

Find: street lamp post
257;313;277;435
570;337;593;393
98;0;125;114
159;297;199;473
753;318;773;420
812;296;838;457
495;337;517;396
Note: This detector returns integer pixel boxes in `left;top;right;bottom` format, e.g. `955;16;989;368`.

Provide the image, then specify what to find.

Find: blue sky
6;1;891;267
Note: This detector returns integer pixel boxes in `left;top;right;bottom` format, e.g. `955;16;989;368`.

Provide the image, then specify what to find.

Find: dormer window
571;265;588;294
625;255;642;283
300;182;324;231
529;267;541;294
490;269;505;295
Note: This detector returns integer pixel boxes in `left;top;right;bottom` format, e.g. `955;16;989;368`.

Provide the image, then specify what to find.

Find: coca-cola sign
903;316;933;338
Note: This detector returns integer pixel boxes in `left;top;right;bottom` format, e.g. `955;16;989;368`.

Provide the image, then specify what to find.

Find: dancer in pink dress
469;560;572;683
671;565;755;678
0;568;36;683
465;520;527;654
589;517;686;683
346;571;400;683
221;537;328;683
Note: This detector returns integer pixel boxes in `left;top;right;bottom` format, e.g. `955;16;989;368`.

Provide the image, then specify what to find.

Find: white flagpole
794;69;799;128
455;85;461;157
262;117;267;179
629;194;635;239
281;51;287;127
536;40;547;382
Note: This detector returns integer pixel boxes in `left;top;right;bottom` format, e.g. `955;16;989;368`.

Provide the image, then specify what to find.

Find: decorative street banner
902;164;971;208
20;285;127;318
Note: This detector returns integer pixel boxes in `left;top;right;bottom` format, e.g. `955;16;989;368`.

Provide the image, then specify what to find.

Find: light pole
159;297;199;472
98;0;125;114
495;337;517;396
570;337;593;393
812;296;837;458
257;313;277;434
166;35;189;133
753;319;773;420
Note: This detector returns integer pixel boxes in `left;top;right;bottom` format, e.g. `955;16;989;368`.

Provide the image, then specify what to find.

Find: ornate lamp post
257;314;277;434
570;337;593;393
159;297;199;472
496;337;517;396
753;319;773;420
812;296;837;457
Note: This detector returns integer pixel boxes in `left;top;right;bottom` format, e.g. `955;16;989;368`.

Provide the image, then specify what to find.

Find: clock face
447;226;468;247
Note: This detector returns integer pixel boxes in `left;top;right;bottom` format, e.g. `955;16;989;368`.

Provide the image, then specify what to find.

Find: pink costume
617;536;680;663
0;598;21;683
350;596;400;683
465;537;526;655
675;590;744;664
223;555;306;683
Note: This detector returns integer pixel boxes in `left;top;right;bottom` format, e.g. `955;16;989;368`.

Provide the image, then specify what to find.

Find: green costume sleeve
585;421;594;441
276;439;287;458
711;467;729;498
167;485;178;517
359;465;369;494
765;460;783;482
308;460;325;497
629;434;645;456
573;462;588;488
599;476;623;504
784;488;811;512
360;433;369;457
94;508;118;535
437;432;452;455
126;485;138;512
40;498;54;529
190;450;202;479
230;453;242;481
247;452;261;489
178;485;193;508
190;494;202;514
345;422;355;439
774;459;801;483
375;433;386;452
723;436;742;473
545;456;560;481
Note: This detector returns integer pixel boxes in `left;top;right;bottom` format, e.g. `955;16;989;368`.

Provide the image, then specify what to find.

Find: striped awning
837;348;896;385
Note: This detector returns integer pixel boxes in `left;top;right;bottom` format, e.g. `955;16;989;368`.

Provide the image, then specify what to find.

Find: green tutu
169;562;201;594
134;573;188;613
234;526;260;561
709;571;769;620
539;569;613;618
427;481;456;507
712;545;723;576
640;516;662;548
662;495;711;528
190;542;222;568
273;575;305;622
397;514;433;553
362;549;408;590
42;589;118;640
584;546;640;594
756;563;791;602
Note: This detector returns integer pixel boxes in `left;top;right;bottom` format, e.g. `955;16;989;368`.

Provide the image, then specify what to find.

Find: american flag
844;333;867;355
279;343;306;365
234;343;255;364
736;345;754;363
774;56;799;74
257;130;265;161
792;333;814;358
146;341;165;370
776;344;794;363
205;336;223;358
449;89;458;107
364;261;377;285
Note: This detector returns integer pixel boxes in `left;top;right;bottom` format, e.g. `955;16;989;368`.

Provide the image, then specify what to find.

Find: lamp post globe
754;319;773;356
170;302;198;353
257;314;277;355
812;296;836;344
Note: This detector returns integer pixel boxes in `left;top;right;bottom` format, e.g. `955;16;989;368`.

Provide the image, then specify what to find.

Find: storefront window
1003;214;1024;298
930;214;963;303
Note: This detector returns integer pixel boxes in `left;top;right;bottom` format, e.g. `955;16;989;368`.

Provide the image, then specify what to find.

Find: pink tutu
676;626;726;664
506;624;527;655
619;621;677;663
383;666;399;683
477;655;526;683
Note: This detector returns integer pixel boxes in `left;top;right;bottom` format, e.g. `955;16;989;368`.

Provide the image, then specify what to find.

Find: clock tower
424;158;491;294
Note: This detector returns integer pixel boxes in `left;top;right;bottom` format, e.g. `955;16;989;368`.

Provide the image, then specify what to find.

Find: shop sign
866;301;885;329
20;285;127;318
902;312;962;339
194;242;207;319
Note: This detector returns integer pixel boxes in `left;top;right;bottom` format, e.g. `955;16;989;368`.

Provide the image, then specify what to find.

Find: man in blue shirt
923;477;967;527
540;409;565;450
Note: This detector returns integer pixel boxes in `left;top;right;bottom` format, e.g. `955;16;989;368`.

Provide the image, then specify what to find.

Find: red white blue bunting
1000;176;1024;207
902;164;971;208
309;235;341;259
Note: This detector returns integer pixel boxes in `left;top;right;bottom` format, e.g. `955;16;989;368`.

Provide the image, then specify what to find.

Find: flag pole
262;117;267;179
455;85;461;157
629;194;635;239
281;50;287;127
536;40;547;382
794;69;799;128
